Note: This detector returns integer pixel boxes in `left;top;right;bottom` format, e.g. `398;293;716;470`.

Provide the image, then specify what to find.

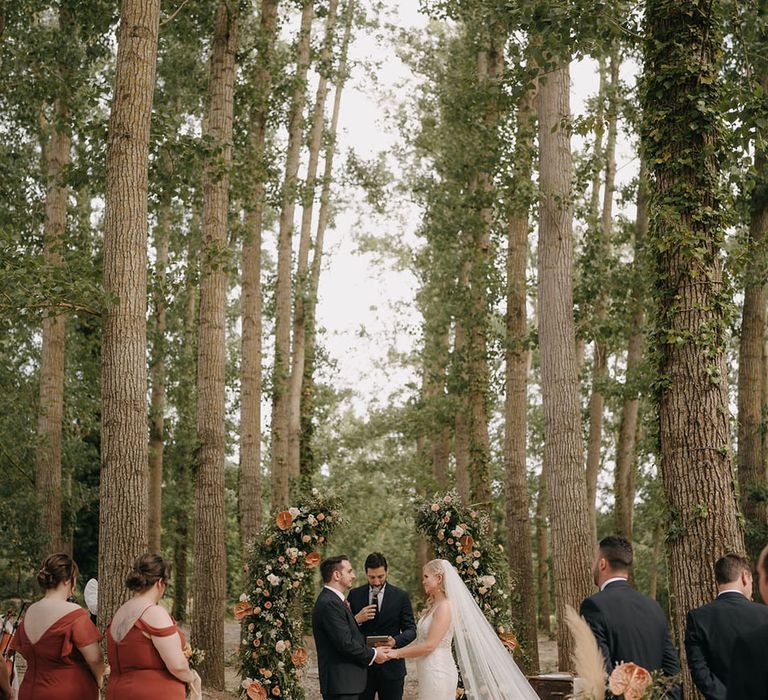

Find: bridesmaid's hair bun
37;553;79;591
126;554;171;592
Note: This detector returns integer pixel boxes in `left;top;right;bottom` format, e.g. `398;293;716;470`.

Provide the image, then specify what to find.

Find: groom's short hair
714;554;751;584
320;555;349;583
598;535;633;571
365;552;388;571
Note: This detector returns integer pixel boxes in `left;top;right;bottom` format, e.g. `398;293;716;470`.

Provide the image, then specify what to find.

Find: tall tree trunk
643;2;745;691
98;0;160;629
738;71;768;563
649;519;662;601
240;0;280;557
174;241;199;624
504;64;539;673
271;0;314;509
299;0;354;490
193;2;237;688
464;38;501;509
148;185;170;554
615;164;649;540
36;94;71;553
453;310;471;503
585;49;620;545
537;57;594;670
287;0;340;482
536;463;552;635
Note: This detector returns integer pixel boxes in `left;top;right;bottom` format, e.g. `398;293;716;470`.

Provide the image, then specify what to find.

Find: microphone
370;585;381;618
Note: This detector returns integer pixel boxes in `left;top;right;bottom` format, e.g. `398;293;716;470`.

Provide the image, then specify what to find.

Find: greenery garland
415;490;520;656
238;491;342;700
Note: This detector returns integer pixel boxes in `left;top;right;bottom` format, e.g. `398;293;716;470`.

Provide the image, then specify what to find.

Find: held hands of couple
374;646;398;663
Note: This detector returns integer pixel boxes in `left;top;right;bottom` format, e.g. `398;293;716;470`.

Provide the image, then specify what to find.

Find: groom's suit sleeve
393;589;417;648
319;599;376;667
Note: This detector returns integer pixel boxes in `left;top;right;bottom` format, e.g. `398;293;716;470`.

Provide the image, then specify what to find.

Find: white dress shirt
600;576;629;591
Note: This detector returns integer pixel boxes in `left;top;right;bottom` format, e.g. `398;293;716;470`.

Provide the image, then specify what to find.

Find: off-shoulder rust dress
105;606;186;700
11;608;100;700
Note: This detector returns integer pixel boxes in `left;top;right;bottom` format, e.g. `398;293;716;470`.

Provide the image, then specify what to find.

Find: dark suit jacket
685;592;768;700
580;580;681;699
312;587;376;697
726;622;768;700
348;582;417;681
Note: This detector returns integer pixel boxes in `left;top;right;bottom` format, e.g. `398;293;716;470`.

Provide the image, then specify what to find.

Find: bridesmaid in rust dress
11;553;105;700
106;554;201;700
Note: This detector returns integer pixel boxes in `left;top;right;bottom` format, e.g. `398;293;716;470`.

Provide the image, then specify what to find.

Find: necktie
344;599;351;610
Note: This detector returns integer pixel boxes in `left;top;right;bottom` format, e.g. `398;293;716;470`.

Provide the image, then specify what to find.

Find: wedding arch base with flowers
415;490;521;656
237;491;342;700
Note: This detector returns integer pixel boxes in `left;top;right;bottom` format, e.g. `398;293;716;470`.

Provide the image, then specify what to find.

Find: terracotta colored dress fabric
106;609;186;700
11;608;100;700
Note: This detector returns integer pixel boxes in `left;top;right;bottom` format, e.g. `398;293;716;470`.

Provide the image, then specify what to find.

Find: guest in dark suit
686;553;768;699
580;535;681;699
727;544;768;700
312;555;387;700
347;552;417;700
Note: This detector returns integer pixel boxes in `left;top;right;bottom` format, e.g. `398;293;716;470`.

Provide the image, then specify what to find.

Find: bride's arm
388;603;451;660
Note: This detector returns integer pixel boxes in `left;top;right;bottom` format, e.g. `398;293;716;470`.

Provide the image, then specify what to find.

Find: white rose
242;678;254;689
472;560;480;569
275;640;287;653
267;573;281;586
479;575;496;588
289;507;301;517
451;527;465;538
239;593;250;602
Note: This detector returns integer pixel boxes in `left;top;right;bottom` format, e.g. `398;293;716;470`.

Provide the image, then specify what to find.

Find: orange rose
276;511;294;530
459;535;474;554
609;662;652;700
271;686;281;696
234;601;254;621
246;682;267;700
291;648;308;667
305;552;321;568
499;632;519;653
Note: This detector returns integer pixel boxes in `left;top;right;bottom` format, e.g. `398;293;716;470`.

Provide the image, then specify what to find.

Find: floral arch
237;492;342;700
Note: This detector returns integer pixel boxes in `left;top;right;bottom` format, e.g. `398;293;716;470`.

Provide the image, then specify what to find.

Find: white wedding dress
415;561;541;700
416;606;458;699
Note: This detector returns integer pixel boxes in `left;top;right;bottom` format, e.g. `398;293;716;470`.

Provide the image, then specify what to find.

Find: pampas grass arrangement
565;604;606;700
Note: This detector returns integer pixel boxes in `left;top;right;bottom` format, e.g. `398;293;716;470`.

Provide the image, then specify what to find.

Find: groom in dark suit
580;535;681;699
727;543;768;699
312;555;386;700
685;553;768;699
347;552;417;700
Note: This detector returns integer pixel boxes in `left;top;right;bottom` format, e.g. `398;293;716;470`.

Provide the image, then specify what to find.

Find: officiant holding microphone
348;553;417;700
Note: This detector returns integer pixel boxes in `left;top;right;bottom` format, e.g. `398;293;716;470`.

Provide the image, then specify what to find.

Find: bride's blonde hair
420;559;446;617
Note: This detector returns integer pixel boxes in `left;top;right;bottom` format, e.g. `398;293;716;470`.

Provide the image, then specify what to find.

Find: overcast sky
308;1;640;416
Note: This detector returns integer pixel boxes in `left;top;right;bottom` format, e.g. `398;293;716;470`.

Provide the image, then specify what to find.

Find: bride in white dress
384;559;540;700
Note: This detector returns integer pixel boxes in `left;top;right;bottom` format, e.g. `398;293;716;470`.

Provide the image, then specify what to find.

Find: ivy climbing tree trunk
643;1;745;691
193;1;237;688
271;0;314;509
36;94;71;554
537;54;594;670
503;63;539;673
240;0;280;556
98;0;160;628
615;165;649;540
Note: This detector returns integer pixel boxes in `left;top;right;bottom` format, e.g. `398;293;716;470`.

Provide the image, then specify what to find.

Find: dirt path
202;622;560;699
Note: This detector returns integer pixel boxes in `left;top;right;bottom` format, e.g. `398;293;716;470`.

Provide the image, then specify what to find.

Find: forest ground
200;621;560;699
